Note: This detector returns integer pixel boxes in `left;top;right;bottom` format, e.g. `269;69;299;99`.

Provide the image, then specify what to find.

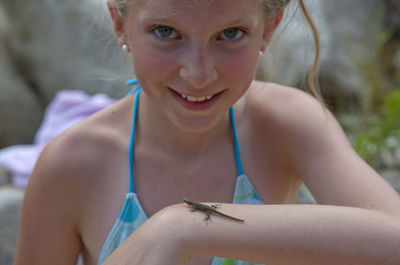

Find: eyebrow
140;15;259;28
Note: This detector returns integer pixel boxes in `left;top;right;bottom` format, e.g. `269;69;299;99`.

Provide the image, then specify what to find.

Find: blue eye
153;25;178;39
221;28;244;40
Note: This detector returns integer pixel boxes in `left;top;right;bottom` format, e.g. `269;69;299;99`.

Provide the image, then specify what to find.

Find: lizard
183;197;245;223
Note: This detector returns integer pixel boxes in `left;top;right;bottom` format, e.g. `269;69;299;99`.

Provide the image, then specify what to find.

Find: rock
0;2;9;35
262;0;381;109
0;47;44;147
380;170;400;195
394;50;400;81
0;3;43;147
4;0;131;99
394;148;400;168
0;0;132;148
0;187;24;265
0;248;13;265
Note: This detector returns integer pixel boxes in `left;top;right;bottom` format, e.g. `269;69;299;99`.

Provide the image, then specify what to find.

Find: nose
179;46;217;89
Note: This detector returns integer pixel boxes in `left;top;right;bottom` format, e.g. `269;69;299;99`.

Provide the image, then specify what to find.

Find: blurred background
0;0;399;264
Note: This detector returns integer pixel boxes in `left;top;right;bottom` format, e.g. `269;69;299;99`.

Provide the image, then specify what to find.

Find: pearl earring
122;44;129;53
259;50;264;56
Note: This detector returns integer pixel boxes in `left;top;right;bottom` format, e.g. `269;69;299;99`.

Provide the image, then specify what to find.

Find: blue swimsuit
97;87;264;265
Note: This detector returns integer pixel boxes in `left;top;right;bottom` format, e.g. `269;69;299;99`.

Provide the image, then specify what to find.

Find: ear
107;0;127;48
261;10;284;51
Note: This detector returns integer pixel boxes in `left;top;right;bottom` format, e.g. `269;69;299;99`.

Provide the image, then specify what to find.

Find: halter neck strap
128;83;141;193
126;79;245;193
229;106;245;176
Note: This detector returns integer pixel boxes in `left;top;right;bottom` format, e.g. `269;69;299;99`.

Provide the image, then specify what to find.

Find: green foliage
353;90;400;167
344;3;400;169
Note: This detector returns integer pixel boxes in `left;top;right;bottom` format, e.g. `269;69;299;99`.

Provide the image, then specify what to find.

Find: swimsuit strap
125;79;140;97
126;79;245;192
127;80;141;193
229;106;245;176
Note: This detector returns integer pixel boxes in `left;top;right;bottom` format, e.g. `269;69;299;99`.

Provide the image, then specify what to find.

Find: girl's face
120;0;277;132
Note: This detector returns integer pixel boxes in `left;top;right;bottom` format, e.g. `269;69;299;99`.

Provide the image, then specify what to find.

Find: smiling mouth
179;93;214;102
168;87;223;110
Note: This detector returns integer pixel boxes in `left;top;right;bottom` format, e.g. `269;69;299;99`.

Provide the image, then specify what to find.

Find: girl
14;0;400;265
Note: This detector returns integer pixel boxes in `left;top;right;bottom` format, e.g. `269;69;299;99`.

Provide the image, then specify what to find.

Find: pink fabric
0;90;115;188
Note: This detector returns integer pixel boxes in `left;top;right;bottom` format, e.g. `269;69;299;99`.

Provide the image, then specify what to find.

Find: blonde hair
112;0;323;105
298;0;323;106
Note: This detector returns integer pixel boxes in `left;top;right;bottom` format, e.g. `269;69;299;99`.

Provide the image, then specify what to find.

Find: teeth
187;96;197;102
180;93;213;102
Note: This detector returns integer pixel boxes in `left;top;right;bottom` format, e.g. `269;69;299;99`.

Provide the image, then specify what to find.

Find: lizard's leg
204;210;212;222
211;204;221;209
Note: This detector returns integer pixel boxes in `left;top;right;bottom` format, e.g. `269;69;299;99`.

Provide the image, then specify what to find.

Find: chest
79;118;299;265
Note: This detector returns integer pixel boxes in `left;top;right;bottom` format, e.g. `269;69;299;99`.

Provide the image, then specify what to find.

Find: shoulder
244;80;339;140
25;95;133;220
242;82;400;213
242;80;352;175
16;97;134;264
245;80;326;123
36;96;131;182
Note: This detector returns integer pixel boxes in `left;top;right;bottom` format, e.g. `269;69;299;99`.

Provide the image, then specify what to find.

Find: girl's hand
102;204;194;265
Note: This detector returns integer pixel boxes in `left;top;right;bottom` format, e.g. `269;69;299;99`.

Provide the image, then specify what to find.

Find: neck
136;91;232;158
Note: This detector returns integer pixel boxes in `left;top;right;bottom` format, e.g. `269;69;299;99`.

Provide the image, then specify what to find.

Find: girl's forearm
170;203;400;265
